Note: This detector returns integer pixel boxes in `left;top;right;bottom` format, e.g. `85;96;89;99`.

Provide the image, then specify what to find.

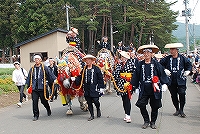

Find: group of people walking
12;28;192;129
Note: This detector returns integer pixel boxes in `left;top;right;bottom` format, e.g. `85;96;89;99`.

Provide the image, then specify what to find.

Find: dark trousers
49;84;59;100
17;85;26;103
85;96;100;117
121;94;131;115
31;90;51;117
168;84;186;112
136;95;161;123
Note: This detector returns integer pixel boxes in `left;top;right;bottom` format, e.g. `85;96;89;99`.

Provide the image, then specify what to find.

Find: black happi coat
76;65;105;97
160;54;192;85
66;36;81;50
113;58;138;95
26;64;57;91
131;59;169;99
99;42;111;50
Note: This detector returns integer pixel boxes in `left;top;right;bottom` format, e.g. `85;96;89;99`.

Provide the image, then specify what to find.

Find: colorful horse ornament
96;48;115;93
56;46;88;115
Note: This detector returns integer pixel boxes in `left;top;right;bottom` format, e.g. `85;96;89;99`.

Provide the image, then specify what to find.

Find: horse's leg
78;96;88;111
66;95;73;115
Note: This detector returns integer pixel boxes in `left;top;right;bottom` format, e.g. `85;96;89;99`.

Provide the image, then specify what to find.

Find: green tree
0;0;19;63
14;0;67;43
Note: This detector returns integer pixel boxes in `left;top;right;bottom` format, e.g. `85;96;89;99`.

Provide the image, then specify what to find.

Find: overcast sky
166;0;200;25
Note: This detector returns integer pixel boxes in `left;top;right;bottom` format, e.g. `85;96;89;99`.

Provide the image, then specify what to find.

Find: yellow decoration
60;93;67;105
124;82;131;90
69;42;76;46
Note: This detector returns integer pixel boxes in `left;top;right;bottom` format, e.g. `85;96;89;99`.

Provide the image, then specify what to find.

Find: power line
191;0;199;14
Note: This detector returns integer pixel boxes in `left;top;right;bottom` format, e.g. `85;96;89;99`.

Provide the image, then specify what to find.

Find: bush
0;68;14;75
0;68;18;95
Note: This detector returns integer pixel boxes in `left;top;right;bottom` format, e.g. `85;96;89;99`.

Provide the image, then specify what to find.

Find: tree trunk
105;16;108;36
123;6;127;45
138;26;144;47
102;15;106;38
129;24;135;44
81;28;85;52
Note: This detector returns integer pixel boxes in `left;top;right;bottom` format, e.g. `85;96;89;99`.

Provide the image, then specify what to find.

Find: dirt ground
0;92;29;109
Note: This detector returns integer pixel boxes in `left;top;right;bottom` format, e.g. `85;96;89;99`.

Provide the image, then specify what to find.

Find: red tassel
127;89;132;99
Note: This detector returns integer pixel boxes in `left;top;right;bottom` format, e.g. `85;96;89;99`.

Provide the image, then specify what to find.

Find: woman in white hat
113;50;138;123
74;54;105;121
160;43;192;118
131;45;169;129
12;61;28;107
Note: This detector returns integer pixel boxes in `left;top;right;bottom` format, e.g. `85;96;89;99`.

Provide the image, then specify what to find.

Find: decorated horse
56;45;88;115
96;48;115;93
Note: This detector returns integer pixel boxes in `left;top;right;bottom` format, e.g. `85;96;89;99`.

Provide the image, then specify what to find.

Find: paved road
0;78;200;134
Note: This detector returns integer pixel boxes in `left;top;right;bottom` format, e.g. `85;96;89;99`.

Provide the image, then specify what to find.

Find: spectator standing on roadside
12;61;28;107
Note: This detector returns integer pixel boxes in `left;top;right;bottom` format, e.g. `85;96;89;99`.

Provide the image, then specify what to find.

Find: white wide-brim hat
71;27;79;35
119;51;130;59
82;54;96;62
164;43;183;48
137;45;159;54
13;61;20;65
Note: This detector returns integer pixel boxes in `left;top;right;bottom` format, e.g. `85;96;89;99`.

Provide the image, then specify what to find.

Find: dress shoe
47;110;51;116
32;116;38;121
179;111;186;118
97;109;101;118
142;122;149;129
150;122;156;129
173;110;180;116
88;116;94;121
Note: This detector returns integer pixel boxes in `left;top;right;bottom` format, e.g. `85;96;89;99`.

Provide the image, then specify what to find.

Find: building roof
14;28;68;48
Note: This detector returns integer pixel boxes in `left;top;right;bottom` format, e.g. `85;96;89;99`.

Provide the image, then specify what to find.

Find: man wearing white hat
113;50;138;123
74;54;105;121
26;54;57;121
160;43;192;118
131;45;169;129
12;61;28;107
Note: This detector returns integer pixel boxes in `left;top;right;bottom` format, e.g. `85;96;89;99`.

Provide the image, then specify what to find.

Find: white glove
135;88;139;96
71;77;76;81
54;79;57;83
164;69;171;76
99;88;105;93
161;84;168;92
184;70;190;76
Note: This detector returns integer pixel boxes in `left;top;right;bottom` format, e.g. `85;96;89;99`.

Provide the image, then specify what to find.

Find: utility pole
193;23;196;49
64;4;73;31
183;0;190;55
110;14;114;52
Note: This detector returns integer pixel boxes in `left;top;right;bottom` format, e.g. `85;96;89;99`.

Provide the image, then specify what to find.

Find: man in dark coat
26;55;57;121
74;54;105;121
48;58;58;102
97;36;111;51
131;45;169;129
160;43;192;118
